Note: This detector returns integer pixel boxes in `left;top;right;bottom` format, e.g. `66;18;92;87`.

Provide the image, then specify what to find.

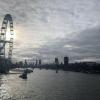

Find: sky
0;0;100;63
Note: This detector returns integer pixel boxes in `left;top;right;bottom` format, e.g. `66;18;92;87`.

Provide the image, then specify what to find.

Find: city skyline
0;0;100;63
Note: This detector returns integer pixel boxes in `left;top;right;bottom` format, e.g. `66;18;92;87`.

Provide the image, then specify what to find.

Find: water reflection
0;69;100;100
0;75;11;100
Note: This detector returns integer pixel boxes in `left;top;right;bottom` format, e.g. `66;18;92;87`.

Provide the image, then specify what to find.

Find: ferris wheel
0;14;14;60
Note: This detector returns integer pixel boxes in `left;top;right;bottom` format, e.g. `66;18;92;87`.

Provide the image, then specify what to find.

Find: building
64;56;69;66
35;59;38;67
39;59;41;65
55;57;59;65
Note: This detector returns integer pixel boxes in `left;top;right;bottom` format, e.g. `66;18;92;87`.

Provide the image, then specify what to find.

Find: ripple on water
0;84;12;100
1;69;100;100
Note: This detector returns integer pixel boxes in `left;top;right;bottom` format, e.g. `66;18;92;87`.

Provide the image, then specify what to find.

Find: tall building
35;59;38;67
55;57;59;65
24;59;27;68
64;56;69;66
39;59;41;65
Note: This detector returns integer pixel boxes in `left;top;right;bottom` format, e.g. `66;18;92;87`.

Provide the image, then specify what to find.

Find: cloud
0;0;100;63
32;26;100;63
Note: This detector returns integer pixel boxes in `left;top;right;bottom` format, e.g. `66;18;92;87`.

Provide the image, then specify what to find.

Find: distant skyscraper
55;57;59;65
39;59;41;65
35;59;38;67
64;56;69;66
24;59;27;68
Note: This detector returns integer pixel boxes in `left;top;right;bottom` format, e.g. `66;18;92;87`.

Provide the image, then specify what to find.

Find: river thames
0;69;100;100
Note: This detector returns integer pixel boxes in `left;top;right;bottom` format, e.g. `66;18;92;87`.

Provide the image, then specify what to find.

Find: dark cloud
33;26;100;63
0;0;100;63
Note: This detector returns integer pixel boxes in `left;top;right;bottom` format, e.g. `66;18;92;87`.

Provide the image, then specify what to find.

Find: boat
19;70;27;79
26;68;33;73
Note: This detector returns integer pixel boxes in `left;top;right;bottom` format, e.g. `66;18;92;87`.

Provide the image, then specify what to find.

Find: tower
55;57;59;65
39;59;41;65
64;56;69;66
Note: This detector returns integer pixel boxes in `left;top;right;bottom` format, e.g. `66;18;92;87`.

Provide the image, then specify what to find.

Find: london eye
0;14;14;60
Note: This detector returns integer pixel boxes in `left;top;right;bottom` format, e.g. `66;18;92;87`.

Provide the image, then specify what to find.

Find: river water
0;69;100;100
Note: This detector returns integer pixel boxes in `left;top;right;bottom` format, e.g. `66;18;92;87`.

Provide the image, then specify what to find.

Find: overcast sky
0;0;100;63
